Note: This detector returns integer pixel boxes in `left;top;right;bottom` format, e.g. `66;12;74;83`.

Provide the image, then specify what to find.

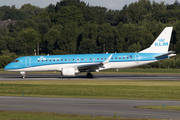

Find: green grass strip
0;111;161;120
135;106;180;111
0;80;180;100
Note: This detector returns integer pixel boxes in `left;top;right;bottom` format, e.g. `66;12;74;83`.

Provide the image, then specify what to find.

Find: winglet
103;54;113;64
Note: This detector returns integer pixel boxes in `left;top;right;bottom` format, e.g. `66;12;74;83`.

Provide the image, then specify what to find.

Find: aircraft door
135;53;140;64
25;57;31;67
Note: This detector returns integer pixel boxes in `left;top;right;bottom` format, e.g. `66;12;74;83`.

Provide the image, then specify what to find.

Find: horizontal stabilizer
155;51;176;58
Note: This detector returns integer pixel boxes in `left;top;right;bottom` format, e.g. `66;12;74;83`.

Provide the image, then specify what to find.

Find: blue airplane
4;27;176;78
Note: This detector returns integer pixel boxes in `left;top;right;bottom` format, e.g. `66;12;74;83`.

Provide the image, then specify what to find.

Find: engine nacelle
61;67;79;76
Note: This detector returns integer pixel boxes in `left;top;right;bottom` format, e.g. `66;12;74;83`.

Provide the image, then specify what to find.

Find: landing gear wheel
87;73;93;78
22;75;26;79
20;72;26;79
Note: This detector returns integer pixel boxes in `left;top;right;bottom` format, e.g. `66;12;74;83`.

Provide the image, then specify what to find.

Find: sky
1;0;175;10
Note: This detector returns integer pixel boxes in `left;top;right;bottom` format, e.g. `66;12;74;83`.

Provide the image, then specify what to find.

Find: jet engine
61;67;79;76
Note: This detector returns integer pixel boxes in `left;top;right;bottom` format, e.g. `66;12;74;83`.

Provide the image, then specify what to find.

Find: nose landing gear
20;72;26;79
22;75;26;79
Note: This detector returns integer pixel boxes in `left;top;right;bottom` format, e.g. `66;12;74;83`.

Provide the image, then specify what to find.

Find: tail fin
139;27;173;53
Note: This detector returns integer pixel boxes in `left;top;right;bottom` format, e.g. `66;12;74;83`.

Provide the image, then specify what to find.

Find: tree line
0;0;180;68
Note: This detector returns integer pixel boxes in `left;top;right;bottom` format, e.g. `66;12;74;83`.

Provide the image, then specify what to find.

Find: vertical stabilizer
139;27;173;53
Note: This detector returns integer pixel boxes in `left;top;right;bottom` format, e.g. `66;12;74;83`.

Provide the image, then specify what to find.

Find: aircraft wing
155;51;176;58
77;54;113;72
77;63;103;71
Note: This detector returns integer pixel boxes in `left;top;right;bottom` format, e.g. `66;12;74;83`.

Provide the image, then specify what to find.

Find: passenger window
115;57;117;59
86;58;87;60
73;59;75;61
42;60;43;62
46;60;47;62
65;59;67;61
97;58;99;60
61;59;63;61
111;58;113;59
101;58;103;60
69;59;70;61
50;60;51;62
53;59;55;61
104;58;106;60
90;58;92;60
38;60;40;62
81;59;83;61
94;58;95;60
119;57;121;59
57;59;59;61
123;57;124;59
127;57;128;59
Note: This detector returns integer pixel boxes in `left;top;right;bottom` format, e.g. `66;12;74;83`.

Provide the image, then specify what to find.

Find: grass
135;105;180;111
0;80;180;100
0;111;162;120
1;68;180;75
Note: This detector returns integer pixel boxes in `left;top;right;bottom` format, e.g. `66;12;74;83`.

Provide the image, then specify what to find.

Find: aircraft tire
87;73;93;78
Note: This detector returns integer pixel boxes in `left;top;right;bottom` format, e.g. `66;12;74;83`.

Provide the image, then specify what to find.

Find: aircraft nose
4;64;12;71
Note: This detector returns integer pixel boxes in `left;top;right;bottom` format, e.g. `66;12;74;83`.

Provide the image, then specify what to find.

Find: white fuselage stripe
7;60;157;72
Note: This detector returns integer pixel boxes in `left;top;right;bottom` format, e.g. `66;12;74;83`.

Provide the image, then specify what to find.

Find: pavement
0;96;180;119
0;73;180;80
0;73;180;119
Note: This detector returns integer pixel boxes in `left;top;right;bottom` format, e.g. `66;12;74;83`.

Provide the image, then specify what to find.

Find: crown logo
158;38;165;42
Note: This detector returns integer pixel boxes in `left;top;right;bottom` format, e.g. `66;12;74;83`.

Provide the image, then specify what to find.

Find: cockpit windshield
12;60;19;63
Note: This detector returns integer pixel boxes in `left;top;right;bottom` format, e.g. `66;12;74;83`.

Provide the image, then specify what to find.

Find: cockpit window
12;60;19;63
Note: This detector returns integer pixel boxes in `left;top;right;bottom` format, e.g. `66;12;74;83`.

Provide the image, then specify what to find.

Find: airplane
4;27;176;78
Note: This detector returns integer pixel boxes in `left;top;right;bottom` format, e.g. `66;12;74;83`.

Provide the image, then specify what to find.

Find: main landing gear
87;73;93;78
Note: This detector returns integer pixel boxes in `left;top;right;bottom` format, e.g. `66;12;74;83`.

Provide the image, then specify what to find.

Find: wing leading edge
77;54;113;71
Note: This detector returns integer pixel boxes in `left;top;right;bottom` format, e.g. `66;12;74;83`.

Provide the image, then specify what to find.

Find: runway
0;73;180;119
0;73;180;80
0;96;180;119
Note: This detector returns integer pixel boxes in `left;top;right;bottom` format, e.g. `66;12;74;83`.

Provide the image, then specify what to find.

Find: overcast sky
1;0;175;10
